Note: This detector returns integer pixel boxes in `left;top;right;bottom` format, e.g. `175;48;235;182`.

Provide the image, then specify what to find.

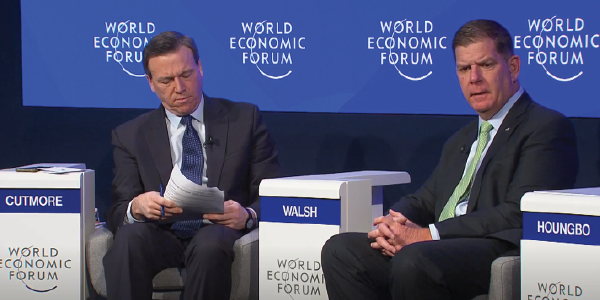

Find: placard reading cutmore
260;197;340;300
522;212;600;299
0;189;81;299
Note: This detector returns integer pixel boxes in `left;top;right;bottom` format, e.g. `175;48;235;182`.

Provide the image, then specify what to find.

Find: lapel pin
505;127;510;132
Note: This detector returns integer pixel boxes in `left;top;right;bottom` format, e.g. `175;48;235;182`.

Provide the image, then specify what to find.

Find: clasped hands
368;209;432;257
131;191;249;230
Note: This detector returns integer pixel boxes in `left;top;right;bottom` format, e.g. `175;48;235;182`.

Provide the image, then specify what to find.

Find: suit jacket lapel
467;93;533;212
204;95;228;187
141;106;173;187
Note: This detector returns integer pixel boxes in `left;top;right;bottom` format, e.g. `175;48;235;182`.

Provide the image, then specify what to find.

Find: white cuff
125;200;146;224
428;224;441;240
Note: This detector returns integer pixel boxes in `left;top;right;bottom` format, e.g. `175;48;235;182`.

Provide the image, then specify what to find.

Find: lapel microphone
204;136;215;149
460;145;466;153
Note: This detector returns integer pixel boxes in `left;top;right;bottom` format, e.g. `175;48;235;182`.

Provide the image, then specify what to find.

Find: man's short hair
452;20;514;60
143;31;200;78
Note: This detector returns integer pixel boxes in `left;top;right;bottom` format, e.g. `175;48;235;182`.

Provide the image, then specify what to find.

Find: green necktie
439;121;493;222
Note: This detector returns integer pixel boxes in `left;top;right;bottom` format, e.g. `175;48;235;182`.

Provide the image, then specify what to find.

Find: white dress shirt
428;87;524;240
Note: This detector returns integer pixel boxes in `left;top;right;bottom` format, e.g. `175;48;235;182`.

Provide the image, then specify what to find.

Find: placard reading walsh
0;189;81;298
260;197;340;300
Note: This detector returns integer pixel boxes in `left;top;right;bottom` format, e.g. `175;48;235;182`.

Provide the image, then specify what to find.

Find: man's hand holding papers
203;200;250;230
131;191;182;221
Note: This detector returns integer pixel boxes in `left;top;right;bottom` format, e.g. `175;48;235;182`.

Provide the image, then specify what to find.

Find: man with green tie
321;19;579;300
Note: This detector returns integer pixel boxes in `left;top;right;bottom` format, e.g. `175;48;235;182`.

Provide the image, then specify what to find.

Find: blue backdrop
21;0;600;116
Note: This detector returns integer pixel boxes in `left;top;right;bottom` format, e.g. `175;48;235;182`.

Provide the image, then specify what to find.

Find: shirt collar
164;94;205;129
479;86;524;131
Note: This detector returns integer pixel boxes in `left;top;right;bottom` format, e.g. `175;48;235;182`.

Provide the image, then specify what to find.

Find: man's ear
509;55;521;83
197;59;203;77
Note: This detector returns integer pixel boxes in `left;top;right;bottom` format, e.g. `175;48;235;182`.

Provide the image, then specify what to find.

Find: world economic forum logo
2;246;73;294
514;16;599;82
368;19;448;81
93;21;156;77
229;20;306;79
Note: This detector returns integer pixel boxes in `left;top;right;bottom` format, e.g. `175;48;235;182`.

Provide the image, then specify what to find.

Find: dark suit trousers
103;222;243;300
321;233;515;300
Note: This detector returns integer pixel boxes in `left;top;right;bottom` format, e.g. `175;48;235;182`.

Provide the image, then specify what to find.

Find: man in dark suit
321;20;578;300
103;31;279;300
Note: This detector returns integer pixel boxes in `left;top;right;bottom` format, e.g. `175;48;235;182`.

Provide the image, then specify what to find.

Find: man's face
455;38;520;120
147;46;203;116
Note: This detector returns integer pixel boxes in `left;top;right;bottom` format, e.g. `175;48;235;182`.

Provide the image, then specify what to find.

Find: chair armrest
86;225;114;297
234;227;259;250
231;228;259;300
488;256;520;300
